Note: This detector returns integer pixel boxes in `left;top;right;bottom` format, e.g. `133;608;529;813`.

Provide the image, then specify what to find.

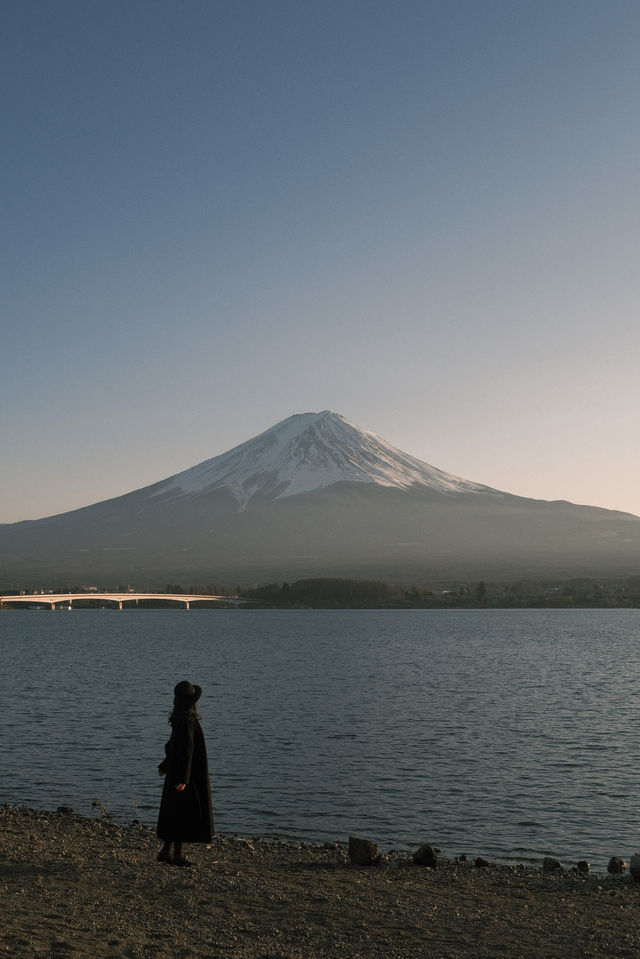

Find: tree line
243;576;640;609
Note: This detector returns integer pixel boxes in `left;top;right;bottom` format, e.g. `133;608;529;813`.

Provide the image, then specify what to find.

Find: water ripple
2;608;640;872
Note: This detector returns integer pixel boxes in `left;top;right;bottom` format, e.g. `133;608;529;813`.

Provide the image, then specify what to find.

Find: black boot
173;842;191;867
157;841;172;864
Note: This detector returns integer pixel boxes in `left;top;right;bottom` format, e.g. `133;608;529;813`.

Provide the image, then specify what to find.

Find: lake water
1;607;639;872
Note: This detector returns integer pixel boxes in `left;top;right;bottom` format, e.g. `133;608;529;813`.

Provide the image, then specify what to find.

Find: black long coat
156;712;214;843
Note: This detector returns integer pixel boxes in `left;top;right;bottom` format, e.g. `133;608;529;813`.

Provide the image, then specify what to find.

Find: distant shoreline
5;574;640;610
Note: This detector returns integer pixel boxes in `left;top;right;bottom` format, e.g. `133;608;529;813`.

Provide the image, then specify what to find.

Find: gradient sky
3;0;640;523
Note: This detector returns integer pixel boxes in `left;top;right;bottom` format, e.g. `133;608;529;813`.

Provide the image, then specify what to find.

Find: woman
157;681;214;866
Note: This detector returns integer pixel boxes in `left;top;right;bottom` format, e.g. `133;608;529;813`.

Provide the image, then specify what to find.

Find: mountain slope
148;411;496;506
1;411;639;588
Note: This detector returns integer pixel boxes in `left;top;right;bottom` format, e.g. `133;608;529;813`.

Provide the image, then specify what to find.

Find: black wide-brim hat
173;681;202;709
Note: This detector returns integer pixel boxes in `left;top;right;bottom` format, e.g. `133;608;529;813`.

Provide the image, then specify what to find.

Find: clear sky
3;0;640;523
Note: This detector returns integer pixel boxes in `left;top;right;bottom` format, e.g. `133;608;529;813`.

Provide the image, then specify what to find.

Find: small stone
348;836;380;866
413;844;438;868
576;860;590;874
630;853;640;881
474;857;491;868
607;856;626;874
56;806;74;816
542;857;563;873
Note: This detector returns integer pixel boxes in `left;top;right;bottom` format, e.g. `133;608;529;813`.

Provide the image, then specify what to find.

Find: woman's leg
157;840;172;863
173;842;191;867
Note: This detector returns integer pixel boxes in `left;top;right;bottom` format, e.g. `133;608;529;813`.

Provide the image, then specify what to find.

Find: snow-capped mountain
1;411;639;588
151;411;495;507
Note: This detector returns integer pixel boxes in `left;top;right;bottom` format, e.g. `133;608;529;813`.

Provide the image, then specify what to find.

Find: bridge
0;592;250;610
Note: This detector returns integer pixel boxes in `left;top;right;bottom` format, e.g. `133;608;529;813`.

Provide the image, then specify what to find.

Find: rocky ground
2;805;640;958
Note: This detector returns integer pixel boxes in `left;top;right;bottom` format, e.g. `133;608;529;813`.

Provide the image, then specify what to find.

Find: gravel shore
2;804;640;958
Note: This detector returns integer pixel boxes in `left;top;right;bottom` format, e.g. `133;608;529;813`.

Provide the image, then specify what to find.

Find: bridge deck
0;592;243;609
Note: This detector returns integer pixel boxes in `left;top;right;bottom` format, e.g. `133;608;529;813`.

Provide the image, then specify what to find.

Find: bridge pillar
186;601;190;610
118;600;123;610
50;603;55;611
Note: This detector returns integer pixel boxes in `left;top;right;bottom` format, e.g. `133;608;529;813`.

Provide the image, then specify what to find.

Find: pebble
3;805;640;959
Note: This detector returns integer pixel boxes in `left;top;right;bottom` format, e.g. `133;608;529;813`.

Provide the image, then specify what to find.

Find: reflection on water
1;607;640;872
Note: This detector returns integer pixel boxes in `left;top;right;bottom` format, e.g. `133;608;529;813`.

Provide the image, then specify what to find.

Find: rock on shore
2;805;640;958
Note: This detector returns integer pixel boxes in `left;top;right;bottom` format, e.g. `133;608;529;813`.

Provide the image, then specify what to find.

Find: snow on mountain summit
152;411;495;507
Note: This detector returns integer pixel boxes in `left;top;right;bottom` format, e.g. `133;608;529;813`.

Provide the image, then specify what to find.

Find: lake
1;607;639;872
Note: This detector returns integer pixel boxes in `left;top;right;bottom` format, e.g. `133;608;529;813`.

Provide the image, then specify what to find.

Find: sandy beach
2;805;640;958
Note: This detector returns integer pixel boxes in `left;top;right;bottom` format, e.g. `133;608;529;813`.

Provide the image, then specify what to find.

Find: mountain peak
5;411;640;589
152;411;494;508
